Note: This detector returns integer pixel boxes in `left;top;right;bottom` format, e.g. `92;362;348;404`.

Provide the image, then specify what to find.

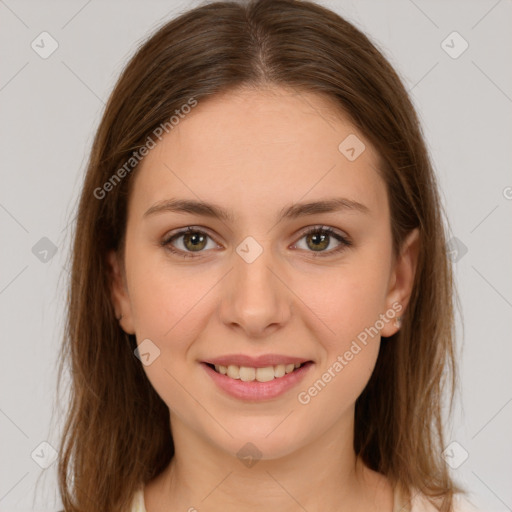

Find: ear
380;228;420;337
107;250;136;335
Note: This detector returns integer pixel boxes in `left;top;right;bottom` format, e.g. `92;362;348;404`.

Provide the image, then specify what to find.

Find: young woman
55;1;479;511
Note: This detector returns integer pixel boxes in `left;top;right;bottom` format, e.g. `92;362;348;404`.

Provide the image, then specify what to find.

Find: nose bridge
220;235;290;336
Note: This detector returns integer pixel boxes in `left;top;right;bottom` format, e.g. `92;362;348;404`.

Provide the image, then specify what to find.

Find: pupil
186;232;205;250
309;232;328;250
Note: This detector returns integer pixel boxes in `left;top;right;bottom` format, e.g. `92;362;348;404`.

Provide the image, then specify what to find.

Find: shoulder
408;490;481;512
447;493;481;512
56;486;146;512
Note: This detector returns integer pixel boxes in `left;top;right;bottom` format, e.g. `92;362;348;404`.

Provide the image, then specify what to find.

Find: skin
109;85;419;512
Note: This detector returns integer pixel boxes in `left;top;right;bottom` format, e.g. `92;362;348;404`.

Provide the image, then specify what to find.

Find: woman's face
109;85;417;460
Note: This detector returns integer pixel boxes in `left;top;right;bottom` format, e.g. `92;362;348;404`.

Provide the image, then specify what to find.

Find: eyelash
161;225;352;259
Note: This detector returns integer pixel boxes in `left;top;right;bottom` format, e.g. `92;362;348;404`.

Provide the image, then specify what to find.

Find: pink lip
204;353;311;367
202;361;314;401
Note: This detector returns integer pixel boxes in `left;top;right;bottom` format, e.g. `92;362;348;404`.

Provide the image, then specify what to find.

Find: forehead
128;86;387;222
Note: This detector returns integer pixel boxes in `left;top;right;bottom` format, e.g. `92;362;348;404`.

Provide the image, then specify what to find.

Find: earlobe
380;228;420;337
107;250;136;335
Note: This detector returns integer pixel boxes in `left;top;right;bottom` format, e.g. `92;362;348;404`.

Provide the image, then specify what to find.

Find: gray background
0;0;511;511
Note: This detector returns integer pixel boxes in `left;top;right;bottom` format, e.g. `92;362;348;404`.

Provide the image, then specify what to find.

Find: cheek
296;250;392;351
293;262;389;415
129;267;212;354
125;237;207;338
295;343;379;427
291;244;391;410
125;257;214;418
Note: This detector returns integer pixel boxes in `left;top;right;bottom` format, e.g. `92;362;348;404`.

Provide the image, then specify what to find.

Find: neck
146;408;393;512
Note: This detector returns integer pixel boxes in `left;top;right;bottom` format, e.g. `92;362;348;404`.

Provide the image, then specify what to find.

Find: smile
208;362;305;382
201;360;314;401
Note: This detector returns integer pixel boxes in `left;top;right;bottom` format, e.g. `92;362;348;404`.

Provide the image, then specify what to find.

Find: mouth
204;361;311;382
200;352;315;401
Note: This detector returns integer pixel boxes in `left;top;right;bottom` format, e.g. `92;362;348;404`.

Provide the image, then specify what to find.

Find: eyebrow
143;197;370;223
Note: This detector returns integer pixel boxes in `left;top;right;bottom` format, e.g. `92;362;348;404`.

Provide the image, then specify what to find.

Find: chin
212;423;309;463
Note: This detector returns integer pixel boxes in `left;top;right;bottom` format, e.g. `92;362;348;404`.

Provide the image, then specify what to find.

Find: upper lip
204;354;312;368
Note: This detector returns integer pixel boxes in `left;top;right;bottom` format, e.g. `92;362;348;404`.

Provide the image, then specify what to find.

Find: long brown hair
54;0;465;510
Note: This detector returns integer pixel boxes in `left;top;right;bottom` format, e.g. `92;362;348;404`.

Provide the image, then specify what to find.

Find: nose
219;242;291;339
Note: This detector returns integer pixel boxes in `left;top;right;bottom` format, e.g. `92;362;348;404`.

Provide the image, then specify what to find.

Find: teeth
213;362;305;382
255;366;274;382
239;366;255;382
227;365;240;379
274;364;285;378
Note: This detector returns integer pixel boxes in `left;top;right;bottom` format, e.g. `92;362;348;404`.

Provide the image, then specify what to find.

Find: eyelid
295;224;350;241
163;224;216;237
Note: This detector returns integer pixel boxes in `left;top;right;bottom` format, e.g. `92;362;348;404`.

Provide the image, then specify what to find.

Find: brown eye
294;226;352;257
162;227;217;258
305;231;330;251
182;231;207;251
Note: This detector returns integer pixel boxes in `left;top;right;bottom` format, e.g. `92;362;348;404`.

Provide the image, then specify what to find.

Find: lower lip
201;362;313;401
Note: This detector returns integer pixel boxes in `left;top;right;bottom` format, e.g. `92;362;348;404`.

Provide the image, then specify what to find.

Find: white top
393;485;481;512
129;484;480;511
130;486;146;512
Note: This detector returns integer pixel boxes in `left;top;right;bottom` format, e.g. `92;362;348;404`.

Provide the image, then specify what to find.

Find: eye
292;226;352;257
161;225;352;259
161;227;219;258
